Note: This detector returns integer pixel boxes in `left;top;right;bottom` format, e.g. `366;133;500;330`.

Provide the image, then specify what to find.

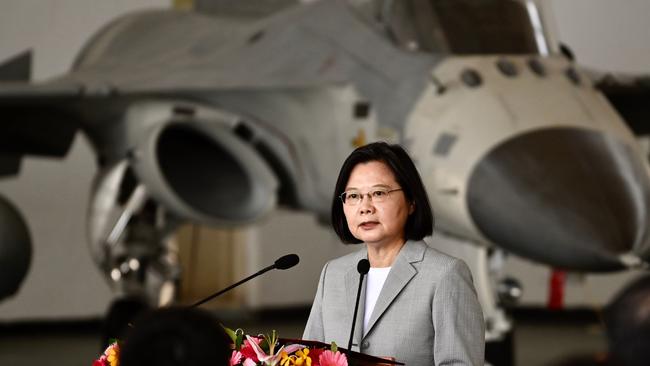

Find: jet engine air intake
130;119;278;225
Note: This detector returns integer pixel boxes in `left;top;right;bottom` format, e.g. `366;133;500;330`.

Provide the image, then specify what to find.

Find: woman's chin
357;235;388;246
353;230;380;243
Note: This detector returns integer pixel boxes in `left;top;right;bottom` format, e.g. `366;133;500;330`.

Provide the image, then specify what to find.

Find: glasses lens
346;191;360;205
370;189;389;202
342;189;395;205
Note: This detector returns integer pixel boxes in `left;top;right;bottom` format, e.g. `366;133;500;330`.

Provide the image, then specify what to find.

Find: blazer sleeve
432;259;485;366
302;261;329;341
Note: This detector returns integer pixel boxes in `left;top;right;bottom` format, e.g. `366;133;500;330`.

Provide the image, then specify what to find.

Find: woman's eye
348;193;359;199
373;190;386;197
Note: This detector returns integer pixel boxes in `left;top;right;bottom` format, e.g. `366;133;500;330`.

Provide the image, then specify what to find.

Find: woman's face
343;161;413;248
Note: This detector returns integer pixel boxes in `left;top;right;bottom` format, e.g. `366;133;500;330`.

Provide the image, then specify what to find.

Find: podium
280;338;404;366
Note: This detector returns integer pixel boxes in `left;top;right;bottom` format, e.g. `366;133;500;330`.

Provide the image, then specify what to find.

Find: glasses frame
339;188;403;206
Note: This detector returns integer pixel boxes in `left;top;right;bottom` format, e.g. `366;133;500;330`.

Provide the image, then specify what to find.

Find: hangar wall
0;0;168;320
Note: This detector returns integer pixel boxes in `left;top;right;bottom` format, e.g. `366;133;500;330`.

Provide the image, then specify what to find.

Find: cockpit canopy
355;0;546;55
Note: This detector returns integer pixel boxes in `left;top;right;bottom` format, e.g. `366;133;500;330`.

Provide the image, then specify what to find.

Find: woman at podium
303;142;485;366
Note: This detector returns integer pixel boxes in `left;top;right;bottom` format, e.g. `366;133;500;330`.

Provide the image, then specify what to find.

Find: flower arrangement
224;326;348;366
91;327;349;366
93;340;120;366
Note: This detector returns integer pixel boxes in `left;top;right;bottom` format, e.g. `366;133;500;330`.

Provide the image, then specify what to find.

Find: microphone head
274;254;300;270
357;259;370;275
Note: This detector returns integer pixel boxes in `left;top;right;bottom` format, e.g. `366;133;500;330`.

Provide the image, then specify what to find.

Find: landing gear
89;162;182;348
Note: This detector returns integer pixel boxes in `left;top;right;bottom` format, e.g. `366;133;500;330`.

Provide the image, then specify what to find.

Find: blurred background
1;1;649;365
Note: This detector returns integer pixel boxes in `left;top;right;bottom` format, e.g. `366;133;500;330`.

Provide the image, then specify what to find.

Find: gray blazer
303;240;485;366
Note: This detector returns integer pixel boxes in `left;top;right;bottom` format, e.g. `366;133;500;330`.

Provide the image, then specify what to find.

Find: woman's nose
359;197;374;214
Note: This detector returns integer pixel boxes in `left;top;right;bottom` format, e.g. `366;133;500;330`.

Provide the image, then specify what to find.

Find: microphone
272;253;300;270
348;259;370;351
190;254;300;308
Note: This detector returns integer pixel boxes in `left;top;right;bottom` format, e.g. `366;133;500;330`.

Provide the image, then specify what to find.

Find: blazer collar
362;240;426;337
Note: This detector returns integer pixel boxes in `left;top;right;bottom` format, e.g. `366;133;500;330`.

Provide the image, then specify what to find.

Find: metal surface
467;127;650;271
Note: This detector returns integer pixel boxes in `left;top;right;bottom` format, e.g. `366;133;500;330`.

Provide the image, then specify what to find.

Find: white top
363;266;391;332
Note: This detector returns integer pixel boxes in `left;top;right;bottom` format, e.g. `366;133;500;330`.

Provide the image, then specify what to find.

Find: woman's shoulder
414;240;461;264
322;247;366;273
414;240;472;276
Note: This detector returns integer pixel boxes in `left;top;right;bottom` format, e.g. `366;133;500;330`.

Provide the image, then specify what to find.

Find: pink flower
319;350;348;366
246;335;303;366
230;350;243;366
92;354;108;366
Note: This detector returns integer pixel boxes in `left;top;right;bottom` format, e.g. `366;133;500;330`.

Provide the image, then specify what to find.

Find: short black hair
120;307;230;366
331;141;434;244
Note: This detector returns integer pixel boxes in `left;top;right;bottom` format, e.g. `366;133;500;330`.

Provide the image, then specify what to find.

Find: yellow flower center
280;348;311;366
106;346;119;366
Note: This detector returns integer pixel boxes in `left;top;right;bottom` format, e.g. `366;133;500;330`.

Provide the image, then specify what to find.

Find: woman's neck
366;239;406;268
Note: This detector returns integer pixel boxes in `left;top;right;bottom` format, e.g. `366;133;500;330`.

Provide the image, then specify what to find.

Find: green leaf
106;338;120;347
331;341;338;353
260;338;270;353
221;325;237;343
235;329;244;350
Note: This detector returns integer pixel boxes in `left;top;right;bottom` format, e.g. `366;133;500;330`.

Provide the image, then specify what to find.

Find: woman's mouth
359;221;379;229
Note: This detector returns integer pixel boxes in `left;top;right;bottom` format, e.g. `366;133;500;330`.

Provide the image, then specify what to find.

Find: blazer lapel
362;240;425;337
345;250;367;351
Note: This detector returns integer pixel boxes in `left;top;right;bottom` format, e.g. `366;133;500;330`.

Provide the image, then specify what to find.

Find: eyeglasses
339;188;403;206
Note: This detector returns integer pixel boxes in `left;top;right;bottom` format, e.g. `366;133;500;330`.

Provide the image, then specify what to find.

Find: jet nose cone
467;127;650;271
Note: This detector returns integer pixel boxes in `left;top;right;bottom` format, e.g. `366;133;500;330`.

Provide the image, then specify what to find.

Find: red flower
309;348;325;366
92;356;108;366
240;336;262;362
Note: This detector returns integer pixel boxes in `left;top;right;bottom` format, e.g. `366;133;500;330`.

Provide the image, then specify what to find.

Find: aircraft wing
0;51;82;176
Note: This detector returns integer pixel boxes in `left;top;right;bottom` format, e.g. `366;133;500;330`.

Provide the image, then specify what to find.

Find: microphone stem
190;265;274;308
348;273;365;351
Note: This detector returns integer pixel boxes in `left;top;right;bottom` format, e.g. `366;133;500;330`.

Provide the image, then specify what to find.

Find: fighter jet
1;0;649;364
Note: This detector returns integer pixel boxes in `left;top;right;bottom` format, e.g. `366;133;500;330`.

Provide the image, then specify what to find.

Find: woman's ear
409;202;415;215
